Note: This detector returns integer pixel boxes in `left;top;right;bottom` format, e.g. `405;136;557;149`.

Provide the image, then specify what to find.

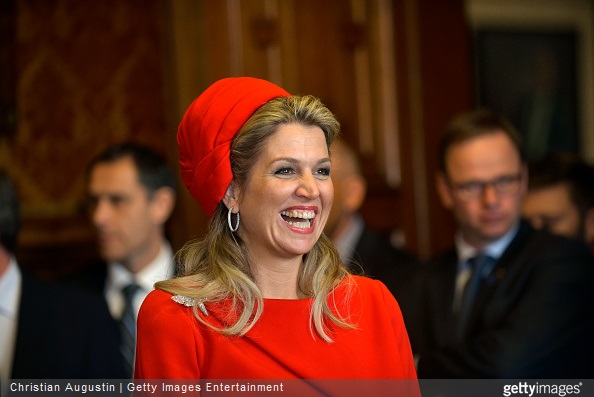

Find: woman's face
234;123;333;262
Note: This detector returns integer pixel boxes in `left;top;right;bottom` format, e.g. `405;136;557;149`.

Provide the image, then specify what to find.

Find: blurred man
417;109;594;378
80;142;177;377
523;151;594;251
0;170;123;390
325;140;418;304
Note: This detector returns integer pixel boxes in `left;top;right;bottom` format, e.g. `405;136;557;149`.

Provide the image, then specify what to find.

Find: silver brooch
171;295;209;316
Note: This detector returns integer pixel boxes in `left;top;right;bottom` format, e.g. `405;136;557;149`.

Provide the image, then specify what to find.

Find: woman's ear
222;183;239;212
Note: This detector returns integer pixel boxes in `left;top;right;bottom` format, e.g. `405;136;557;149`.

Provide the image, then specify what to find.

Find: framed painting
475;29;579;160
466;0;594;162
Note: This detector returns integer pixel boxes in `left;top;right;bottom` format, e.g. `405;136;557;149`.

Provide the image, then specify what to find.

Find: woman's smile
280;206;318;233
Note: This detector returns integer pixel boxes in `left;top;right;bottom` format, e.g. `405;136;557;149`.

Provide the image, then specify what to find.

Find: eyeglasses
448;174;523;201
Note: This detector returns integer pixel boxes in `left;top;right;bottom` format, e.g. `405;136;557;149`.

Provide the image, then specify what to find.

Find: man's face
324;148;348;237
523;183;583;240
323;142;364;239
87;156;160;271
437;131;527;249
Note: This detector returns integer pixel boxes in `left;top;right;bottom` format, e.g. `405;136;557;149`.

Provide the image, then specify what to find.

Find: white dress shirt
105;242;174;320
0;257;21;386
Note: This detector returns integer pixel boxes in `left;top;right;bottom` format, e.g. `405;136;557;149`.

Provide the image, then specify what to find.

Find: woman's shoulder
338;274;394;303
332;275;403;329
346;274;389;292
142;288;174;307
139;289;193;317
141;289;211;317
137;289;202;334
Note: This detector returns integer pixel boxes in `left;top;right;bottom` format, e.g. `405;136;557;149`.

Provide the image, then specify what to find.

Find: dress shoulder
138;289;193;321
346;274;393;298
139;289;211;324
139;288;175;310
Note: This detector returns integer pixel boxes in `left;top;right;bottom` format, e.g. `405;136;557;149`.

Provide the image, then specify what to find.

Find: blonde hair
157;95;353;342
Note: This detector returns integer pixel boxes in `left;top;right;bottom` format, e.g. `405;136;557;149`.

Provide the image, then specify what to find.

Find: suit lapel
11;272;52;377
428;250;459;345
465;222;532;335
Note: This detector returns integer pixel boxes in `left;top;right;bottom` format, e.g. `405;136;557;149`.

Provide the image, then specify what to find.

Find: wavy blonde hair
156;95;353;342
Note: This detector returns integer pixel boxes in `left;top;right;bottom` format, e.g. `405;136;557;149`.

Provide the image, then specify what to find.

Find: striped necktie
120;283;141;378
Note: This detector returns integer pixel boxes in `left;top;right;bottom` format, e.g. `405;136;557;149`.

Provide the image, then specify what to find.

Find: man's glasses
448;173;523;201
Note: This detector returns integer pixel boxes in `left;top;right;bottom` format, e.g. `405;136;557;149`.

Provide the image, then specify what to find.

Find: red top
135;275;417;381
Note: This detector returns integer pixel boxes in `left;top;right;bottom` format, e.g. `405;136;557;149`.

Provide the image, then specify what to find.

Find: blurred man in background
0;169;123;390
325;140;418;306
417;109;594;378
77;142;177;378
523;151;594;253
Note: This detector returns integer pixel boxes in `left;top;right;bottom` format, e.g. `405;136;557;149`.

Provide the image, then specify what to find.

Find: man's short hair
439;108;527;174
528;151;594;216
86;142;177;196
0;169;20;253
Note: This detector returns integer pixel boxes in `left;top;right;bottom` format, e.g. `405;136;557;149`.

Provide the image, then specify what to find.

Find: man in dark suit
417;109;594;378
74;142;177;378
324;140;419;304
0;170;124;390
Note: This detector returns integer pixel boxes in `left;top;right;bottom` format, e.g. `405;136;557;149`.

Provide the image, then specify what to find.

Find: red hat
178;77;291;217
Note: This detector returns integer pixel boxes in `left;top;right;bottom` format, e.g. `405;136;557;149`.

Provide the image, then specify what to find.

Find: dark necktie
120;283;141;378
457;254;495;340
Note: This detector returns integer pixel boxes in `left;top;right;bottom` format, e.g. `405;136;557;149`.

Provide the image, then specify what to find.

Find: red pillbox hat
177;77;291;217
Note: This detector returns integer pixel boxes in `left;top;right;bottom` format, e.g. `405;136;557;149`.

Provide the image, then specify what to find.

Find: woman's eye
274;167;294;175
315;167;331;176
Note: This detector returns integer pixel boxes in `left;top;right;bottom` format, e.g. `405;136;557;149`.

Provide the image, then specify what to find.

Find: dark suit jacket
348;226;418;295
417;221;594;378
347;225;420;332
11;271;125;379
67;260;110;296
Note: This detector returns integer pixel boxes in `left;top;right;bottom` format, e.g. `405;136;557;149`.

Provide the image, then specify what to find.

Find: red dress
135;275;417;382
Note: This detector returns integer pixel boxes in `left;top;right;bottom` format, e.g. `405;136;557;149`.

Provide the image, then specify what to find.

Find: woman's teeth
281;210;315;228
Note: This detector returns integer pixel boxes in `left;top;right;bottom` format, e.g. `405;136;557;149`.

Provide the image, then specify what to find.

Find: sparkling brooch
171;295;209;316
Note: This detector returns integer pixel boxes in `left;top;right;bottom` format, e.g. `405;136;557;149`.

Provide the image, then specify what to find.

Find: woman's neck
249;254;304;299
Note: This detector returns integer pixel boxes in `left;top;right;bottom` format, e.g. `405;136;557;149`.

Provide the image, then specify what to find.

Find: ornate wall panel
1;0;170;278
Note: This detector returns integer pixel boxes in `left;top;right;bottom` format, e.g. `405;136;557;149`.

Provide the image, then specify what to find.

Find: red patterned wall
0;0;171;277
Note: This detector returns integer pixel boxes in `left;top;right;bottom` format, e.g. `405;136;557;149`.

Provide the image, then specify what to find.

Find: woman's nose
296;173;320;198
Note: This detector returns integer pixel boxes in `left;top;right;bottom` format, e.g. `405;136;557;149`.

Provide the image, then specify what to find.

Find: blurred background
1;0;592;280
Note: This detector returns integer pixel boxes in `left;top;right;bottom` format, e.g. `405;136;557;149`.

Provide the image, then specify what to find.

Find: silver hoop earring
227;206;240;233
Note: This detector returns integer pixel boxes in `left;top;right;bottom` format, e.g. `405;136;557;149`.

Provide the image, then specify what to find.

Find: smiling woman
133;77;419;388
226;123;333;265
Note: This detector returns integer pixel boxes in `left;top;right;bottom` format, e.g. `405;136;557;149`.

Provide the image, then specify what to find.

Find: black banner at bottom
3;379;591;397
